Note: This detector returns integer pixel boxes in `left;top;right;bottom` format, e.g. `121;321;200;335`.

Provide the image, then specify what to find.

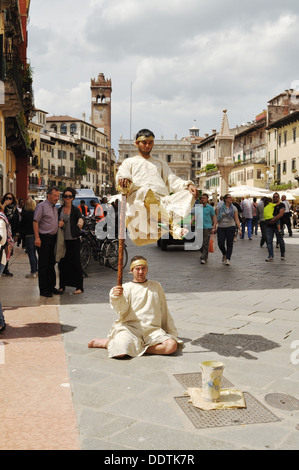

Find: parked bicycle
79;217;128;271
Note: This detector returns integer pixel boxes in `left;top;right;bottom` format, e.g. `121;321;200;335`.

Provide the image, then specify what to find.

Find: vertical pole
117;194;127;286
129;82;132;157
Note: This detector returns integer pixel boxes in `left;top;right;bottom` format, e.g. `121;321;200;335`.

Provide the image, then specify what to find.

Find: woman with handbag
216;194;242;266
57;188;84;294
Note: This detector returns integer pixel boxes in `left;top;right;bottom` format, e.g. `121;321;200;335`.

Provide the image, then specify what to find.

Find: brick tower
90;73;112;142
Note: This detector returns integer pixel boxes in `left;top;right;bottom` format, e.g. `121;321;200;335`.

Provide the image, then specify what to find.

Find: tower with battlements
90;73;112;142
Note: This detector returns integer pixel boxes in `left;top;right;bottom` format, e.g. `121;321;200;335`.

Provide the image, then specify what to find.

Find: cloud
28;0;299;152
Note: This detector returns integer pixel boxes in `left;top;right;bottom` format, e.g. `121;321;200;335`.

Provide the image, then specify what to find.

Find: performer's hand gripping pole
117;193;127;286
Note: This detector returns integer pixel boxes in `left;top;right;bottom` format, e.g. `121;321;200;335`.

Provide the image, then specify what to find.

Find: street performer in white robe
117;129;199;246
88;256;182;358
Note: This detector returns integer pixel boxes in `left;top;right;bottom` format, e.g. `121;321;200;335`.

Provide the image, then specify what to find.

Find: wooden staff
117;193;127;286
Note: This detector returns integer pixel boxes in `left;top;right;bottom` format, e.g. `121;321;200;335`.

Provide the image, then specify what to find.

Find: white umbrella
228;185;270;198
287;188;299;197
274;191;295;200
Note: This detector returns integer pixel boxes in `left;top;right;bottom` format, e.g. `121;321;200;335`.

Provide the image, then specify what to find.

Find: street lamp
101;182;107;195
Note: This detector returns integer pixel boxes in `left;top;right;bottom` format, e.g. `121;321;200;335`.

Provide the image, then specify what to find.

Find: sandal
73;289;83;294
58;287;65;293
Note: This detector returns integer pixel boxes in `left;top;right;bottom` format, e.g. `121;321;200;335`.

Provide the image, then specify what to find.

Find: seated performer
117;129;198;245
88;255;182;358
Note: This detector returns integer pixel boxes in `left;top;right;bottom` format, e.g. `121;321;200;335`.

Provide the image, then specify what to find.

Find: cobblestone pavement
1;228;299;450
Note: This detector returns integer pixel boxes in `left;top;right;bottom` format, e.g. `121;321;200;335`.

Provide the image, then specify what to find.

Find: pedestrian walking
281;195;292;236
232;198;242;241
252;197;259;235
20;198;38;278
216;194;241;266
33;186;61;297
240;196;253;240
257;197;268;247
264;192;285;262
191;193;216;264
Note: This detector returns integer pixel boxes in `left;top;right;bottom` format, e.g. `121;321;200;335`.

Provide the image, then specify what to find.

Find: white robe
107;280;182;358
116;155;196;245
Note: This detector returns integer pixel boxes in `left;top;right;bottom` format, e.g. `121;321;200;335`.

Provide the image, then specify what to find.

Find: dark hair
201;193;209;199
1;192;16;205
62;187;76;199
47;186;60;195
135;129;155;140
263;197;270;207
223;194;232;203
80;200;85;204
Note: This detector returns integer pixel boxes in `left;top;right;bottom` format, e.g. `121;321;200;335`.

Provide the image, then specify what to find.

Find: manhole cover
265;393;299;411
174;373;280;429
174;393;280;429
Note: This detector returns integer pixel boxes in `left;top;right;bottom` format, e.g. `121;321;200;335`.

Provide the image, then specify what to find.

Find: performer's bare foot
88;338;109;349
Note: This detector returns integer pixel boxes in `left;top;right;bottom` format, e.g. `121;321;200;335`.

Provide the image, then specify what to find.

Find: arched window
70;123;77;134
61;124;67;134
50;124;57;132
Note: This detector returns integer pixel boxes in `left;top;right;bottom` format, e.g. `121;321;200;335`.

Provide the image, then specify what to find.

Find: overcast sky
28;0;299;155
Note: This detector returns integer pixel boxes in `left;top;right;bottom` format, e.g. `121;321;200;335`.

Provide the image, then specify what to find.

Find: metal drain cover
265;393;299;411
174;373;280;429
174;393;280;429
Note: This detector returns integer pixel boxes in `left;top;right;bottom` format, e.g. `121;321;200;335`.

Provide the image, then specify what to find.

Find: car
157;201;201;251
72;196;101;216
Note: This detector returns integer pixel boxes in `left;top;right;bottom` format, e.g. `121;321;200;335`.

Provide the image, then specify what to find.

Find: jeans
0;263;5;327
282;213;292;236
25;234;38;273
241;218;252;238
259;220;267;246
217;226;235;260
266;223;285;258
252;216;259;235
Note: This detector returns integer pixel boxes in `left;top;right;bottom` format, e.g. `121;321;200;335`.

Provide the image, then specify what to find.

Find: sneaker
222;255;227;263
200;259;206;264
281;257;285;261
225;259;230;266
25;272;37;278
265;258;273;262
